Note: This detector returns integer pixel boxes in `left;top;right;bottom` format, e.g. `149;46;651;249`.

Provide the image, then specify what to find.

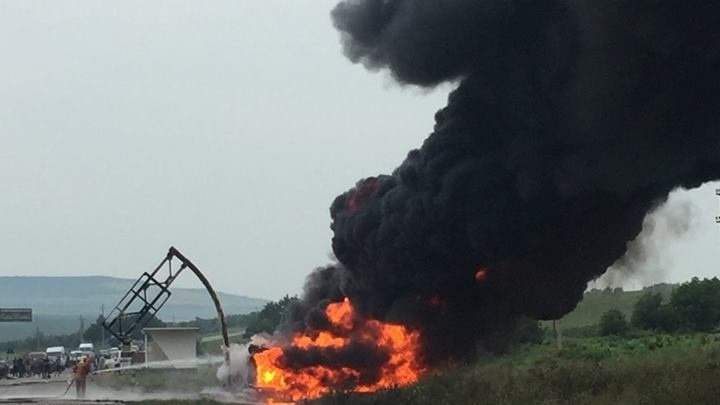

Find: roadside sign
0;308;32;322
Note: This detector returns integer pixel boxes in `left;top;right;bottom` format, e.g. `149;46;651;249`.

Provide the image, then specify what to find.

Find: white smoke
216;334;273;387
216;343;250;386
594;187;700;289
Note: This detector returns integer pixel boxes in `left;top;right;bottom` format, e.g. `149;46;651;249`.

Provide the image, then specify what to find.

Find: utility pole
79;315;85;343
553;319;563;351
101;305;105;348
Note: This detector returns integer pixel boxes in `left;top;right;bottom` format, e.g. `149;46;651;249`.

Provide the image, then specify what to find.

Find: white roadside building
142;327;199;368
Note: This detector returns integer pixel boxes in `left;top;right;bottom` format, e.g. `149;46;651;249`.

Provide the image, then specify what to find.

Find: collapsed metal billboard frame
102;247;229;357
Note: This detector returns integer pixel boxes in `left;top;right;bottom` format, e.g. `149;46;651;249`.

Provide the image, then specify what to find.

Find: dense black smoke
284;0;720;365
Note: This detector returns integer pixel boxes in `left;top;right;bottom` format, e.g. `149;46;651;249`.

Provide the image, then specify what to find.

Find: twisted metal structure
102;247;230;363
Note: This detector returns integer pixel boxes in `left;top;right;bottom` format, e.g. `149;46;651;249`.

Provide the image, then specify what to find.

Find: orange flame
253;298;425;401
346;178;379;212
475;267;488;283
428;294;447;310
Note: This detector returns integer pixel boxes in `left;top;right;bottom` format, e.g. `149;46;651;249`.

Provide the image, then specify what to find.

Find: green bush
563;325;600;338
513;317;545;345
631;292;663;329
243;295;299;338
670;277;720;332
599;309;629;336
655;305;681;332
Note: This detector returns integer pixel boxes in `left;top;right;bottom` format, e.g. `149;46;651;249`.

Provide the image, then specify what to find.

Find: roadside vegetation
307;277;720;405
541;283;675;335
312;333;720;405
94;366;219;393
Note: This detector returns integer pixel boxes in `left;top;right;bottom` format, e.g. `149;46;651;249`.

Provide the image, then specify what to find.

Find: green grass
198;333;248;355
198;327;248;355
94;365;220;393
541;285;675;333
199;328;247;343
556;290;645;329
310;334;720;405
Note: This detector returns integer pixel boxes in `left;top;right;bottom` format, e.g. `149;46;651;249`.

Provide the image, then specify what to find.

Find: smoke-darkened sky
0;0;718;301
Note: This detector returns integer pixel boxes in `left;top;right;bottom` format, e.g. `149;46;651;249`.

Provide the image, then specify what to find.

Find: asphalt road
0;375;119;404
0;373;200;404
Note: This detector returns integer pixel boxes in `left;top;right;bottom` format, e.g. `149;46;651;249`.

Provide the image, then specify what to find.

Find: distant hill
553;283;677;330
0;276;267;342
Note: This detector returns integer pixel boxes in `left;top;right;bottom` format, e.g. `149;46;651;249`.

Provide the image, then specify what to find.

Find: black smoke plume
283;0;720;366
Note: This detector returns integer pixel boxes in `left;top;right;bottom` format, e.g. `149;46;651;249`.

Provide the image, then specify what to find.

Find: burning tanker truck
239;0;720;401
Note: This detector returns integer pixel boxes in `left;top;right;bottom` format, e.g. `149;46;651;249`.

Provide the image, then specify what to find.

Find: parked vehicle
27;352;46;376
0;360;8;379
107;348;122;368
78;343;94;353
68;350;84;367
45;346;68;369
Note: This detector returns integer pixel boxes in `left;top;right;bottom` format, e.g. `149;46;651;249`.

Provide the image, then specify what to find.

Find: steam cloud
282;0;720;365
598;196;697;288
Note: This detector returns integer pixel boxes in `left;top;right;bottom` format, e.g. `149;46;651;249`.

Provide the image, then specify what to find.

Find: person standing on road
55;358;63;377
42;357;51;379
19;357;27;378
72;357;91;398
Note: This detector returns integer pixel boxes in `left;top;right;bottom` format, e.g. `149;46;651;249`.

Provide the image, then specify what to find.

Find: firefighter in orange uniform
73;357;91;398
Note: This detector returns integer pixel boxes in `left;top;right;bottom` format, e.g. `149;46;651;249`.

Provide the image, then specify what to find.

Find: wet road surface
0;374;197;404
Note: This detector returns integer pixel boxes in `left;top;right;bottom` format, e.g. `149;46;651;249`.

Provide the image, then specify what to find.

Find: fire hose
58;377;75;398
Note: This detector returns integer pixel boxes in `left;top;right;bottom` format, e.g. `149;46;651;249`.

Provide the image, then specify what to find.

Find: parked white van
45;346;68;368
78;342;94;353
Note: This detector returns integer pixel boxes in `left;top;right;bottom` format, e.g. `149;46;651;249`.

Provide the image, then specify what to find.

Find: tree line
599;277;720;336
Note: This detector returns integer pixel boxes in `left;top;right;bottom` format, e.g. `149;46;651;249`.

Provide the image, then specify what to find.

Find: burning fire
252;298;425;401
346;178;378;212
475;267;488;283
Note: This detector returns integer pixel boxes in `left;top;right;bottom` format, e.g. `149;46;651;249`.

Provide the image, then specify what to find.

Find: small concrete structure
142;327;199;366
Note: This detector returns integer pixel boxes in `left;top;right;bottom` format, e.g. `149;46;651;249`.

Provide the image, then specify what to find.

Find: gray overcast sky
0;1;717;301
